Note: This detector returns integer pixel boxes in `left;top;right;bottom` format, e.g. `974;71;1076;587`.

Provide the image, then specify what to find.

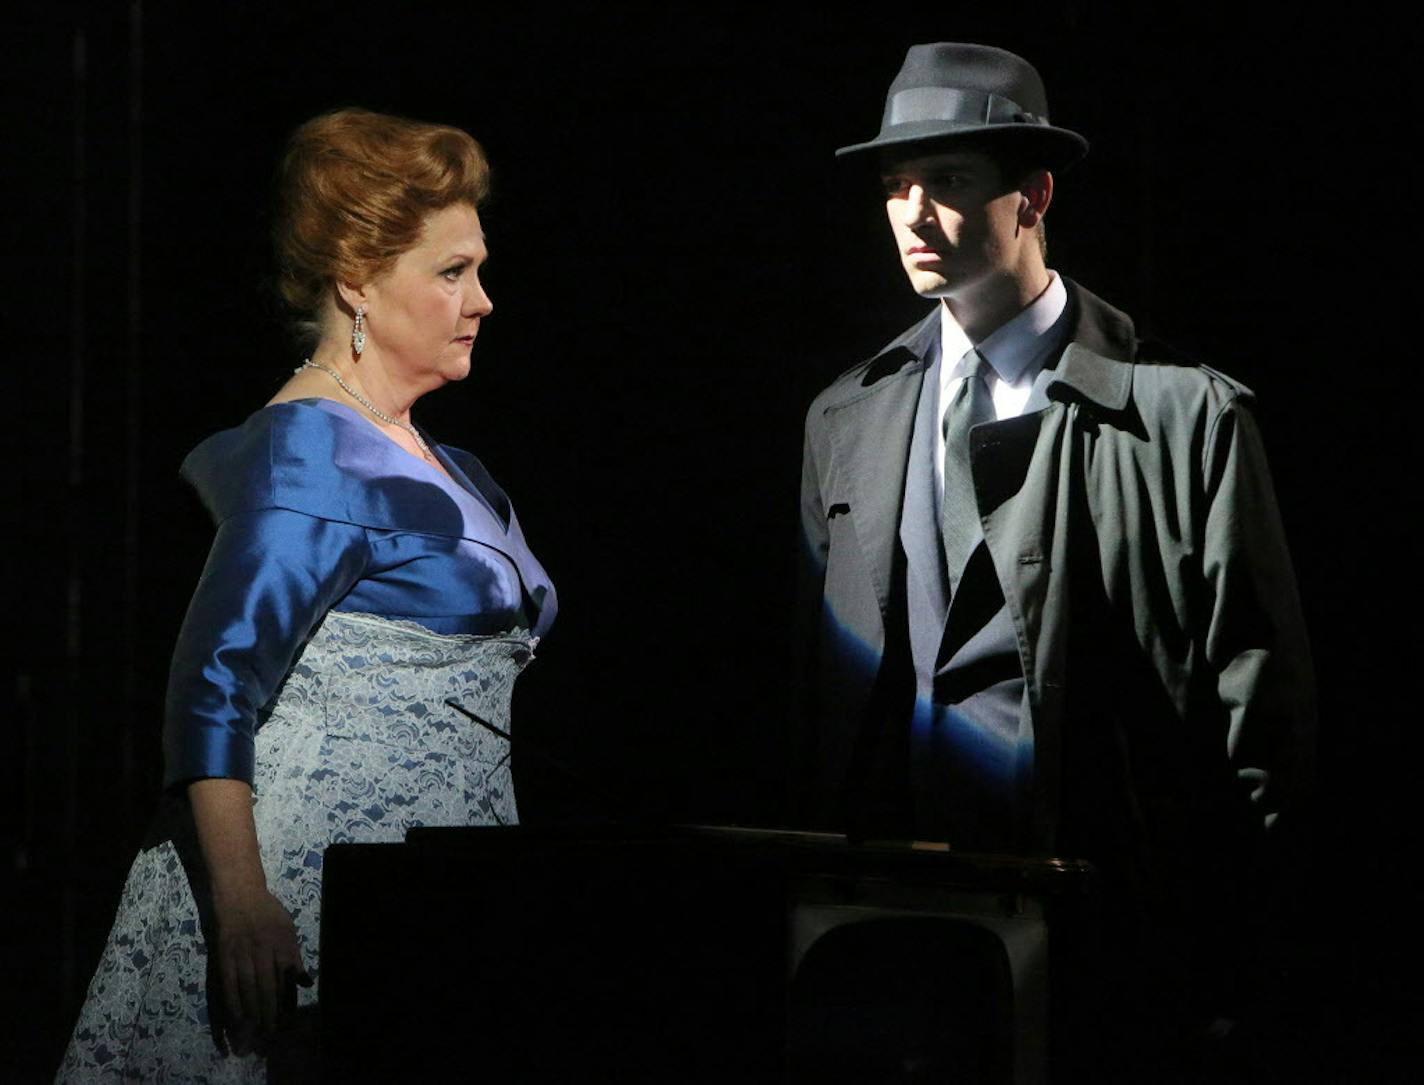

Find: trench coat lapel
825;311;940;617
967;281;1137;848
968;282;1137;648
901;350;950;679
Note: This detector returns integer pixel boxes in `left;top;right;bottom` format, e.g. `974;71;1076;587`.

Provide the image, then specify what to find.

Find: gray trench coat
793;281;1315;875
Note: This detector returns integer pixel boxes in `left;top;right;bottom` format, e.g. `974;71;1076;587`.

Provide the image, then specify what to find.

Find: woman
59;108;556;1082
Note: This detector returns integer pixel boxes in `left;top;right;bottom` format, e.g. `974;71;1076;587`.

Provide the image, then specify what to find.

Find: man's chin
905;272;954;300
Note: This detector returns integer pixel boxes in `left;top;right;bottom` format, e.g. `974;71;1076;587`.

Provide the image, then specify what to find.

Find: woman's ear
335;280;368;315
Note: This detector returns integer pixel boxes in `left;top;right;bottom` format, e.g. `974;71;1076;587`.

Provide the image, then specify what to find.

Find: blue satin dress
59;398;557;1083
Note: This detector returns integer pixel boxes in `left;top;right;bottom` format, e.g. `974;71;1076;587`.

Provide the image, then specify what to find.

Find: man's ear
1018;168;1053;229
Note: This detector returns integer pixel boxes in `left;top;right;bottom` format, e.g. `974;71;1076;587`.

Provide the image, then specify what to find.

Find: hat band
888;87;1045;127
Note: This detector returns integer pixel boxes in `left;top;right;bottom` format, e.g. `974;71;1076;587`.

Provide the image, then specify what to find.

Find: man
792;42;1313;1074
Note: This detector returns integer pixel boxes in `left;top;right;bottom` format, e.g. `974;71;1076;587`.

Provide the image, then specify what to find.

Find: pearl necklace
297;360;434;461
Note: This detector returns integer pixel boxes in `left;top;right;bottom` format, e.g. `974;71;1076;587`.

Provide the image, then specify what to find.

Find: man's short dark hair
945;133;1050;189
954;135;1051;259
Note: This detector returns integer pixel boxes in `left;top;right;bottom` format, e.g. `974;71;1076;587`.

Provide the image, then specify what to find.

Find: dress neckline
269;397;510;533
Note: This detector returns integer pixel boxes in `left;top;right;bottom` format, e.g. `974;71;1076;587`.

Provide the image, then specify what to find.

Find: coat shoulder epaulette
1131;336;1257;405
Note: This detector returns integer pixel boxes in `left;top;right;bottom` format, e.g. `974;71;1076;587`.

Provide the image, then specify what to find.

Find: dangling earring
352;305;367;357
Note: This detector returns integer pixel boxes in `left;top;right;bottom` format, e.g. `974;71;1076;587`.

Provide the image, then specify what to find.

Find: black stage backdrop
4;3;1414;1079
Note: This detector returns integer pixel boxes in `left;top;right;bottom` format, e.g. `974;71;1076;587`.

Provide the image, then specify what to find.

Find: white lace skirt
57;611;536;1083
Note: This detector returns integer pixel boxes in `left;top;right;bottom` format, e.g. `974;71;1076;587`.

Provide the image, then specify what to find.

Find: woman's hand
187;777;312;1054
211;883;312;1051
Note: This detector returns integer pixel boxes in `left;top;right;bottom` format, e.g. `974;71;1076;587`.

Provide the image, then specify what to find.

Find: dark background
4;2;1413;1079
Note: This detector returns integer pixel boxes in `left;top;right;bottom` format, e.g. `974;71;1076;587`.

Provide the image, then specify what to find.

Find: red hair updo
273;108;491;338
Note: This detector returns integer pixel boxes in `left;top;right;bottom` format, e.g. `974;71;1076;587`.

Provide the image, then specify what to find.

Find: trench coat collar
833;280;1140;415
1041;280;1137;412
863;306;943;386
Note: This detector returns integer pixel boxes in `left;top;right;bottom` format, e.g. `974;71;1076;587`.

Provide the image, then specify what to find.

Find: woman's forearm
187;777;266;901
187;776;307;1038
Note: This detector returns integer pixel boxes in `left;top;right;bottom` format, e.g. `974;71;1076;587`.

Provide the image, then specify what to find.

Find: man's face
880;148;1032;301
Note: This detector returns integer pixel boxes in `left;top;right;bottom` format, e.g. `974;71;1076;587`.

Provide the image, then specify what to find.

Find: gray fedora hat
836;43;1088;170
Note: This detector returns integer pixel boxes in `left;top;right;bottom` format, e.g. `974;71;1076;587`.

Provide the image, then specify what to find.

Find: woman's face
362;202;492;386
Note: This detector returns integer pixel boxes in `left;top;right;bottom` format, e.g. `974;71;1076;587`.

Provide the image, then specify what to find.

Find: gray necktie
940;350;995;594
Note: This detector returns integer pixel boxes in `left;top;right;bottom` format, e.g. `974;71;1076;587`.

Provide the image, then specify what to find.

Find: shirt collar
939;270;1069;387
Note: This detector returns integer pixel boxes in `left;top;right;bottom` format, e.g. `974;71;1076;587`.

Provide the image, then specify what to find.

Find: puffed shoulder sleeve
162;408;371;788
163;507;369;788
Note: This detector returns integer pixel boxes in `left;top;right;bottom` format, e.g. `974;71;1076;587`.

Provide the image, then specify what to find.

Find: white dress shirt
934;271;1069;501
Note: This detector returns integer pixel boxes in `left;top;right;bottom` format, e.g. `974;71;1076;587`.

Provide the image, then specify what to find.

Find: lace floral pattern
58;611;536;1083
